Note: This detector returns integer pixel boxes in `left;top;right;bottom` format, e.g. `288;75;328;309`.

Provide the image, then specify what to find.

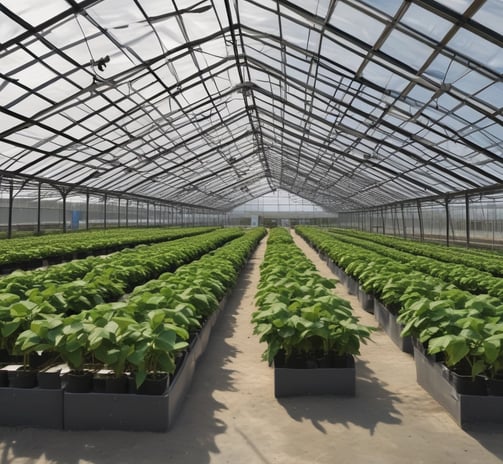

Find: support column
401;203;407;238
417;199;424;241
7;180;14;239
146;202;150;227
445;196;450;247
465;193;470;248
118;197;121;228
36;182;42;235
62;191;67;233
125;199;129;227
103;194;107;230
86;192;90;230
137;201;140;227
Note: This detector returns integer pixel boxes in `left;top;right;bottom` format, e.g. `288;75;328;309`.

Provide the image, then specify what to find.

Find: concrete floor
1;231;503;463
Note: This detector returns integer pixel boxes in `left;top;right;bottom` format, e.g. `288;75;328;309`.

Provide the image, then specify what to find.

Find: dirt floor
1;230;503;463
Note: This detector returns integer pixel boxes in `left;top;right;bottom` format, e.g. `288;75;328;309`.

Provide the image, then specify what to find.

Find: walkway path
0;230;502;463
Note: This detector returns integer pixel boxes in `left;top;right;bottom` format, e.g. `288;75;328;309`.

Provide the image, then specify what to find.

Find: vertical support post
392;205;397;236
117;197;121;228
7;180;14;239
146;202;150;227
62;191;67;233
417;199;424;241
381;207;386;235
465;193;470;248
411;205;415;238
136;201;140;227
86;192;90;230
125;199;129;227
103;194;107;230
401;203;407;238
36;182;42;235
445;196;450;247
492;198;496;250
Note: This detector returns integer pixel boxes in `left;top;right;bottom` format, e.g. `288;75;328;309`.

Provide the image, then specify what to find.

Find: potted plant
126;309;189;395
253;228;373;397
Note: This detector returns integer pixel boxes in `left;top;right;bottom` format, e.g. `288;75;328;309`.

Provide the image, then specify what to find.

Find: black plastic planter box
274;356;356;398
414;346;503;428
357;287;374;314
0;386;63;429
191;296;227;363
346;276;359;295
373;300;413;354
323;255;346;284
64;347;197;432
63;296;230;431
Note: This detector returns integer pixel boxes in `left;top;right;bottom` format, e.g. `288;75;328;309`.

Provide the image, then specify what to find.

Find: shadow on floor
455;420;503;461
0;255;259;464
277;358;403;435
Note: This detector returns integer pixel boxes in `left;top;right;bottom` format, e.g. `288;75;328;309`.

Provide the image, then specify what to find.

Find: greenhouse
1;0;503;463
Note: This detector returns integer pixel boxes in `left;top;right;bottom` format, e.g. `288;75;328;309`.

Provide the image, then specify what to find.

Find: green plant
253;228;373;365
126;310;189;388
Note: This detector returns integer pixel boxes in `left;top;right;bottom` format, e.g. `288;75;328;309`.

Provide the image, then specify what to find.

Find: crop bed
252;228;372;397
0;226;217;270
297;226;503;426
0;227;266;430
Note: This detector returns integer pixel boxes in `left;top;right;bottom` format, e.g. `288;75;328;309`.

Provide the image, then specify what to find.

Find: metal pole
125;199;129;227
445;196;450;247
103;194;107;230
417;199;424;241
118;197;121;228
136;201;140;227
392;205;397;236
37;182;42;235
7;180;14;239
62;191;67;233
147;202;150;227
401;203;407;238
465;193;470;248
86;191;90;230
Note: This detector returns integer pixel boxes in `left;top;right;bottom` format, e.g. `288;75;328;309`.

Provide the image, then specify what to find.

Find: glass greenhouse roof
0;0;502;212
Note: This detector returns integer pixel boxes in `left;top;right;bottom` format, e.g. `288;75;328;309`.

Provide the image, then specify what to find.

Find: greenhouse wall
0;181;223;237
337;190;503;250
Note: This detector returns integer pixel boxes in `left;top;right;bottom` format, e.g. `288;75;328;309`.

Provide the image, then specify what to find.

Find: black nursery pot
486;376;503;396
450;371;487;395
66;371;93;393
317;352;355;368
0;368;9;387
37;370;62;389
9;368;38;388
106;375;129;394
137;374;169;396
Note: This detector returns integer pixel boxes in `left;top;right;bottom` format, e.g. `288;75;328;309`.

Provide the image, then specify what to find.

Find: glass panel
472;0;503;31
449;29;503;73
329;3;386;46
380;30;434;70
401;4;453;40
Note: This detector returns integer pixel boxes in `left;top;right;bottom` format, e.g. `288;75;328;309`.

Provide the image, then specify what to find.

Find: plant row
12;227;266;389
330;228;503;277
327;229;503;299
0;228;245;359
0;228;241;302
252;228;372;368
0;226;217;267
296;226;503;380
